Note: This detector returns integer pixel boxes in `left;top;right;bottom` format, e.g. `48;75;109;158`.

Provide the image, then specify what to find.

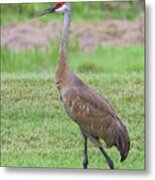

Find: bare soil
1;16;144;51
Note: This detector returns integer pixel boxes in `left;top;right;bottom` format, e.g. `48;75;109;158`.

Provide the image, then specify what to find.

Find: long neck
61;10;71;53
55;10;71;89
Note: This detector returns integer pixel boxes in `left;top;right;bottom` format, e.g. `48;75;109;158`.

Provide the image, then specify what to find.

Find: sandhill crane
39;2;130;169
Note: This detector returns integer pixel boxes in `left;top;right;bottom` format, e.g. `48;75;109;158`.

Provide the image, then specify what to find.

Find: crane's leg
85;135;114;169
99;146;114;169
81;130;88;169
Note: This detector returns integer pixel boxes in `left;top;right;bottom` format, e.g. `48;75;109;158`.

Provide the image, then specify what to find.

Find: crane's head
38;2;71;16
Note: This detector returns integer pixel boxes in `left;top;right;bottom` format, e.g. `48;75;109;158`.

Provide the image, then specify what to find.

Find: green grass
1;44;144;74
1;2;143;25
1;33;144;169
1;72;144;169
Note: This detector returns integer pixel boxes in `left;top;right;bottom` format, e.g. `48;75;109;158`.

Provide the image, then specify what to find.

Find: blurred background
1;1;144;73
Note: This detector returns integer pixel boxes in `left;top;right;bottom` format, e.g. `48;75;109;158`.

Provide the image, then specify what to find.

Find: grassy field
1;72;144;169
1;1;143;25
1;44;144;169
1;45;144;74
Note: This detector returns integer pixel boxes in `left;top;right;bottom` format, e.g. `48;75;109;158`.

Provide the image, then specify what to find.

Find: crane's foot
107;158;114;170
83;158;88;169
99;146;114;170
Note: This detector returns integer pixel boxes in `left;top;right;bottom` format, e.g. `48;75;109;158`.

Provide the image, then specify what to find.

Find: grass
1;2;143;25
1;43;144;169
1;44;144;74
1;71;144;169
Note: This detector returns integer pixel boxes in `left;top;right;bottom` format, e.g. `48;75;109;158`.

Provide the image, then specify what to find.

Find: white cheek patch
55;4;67;13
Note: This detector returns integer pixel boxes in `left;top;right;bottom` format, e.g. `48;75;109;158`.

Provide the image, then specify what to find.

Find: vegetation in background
1;1;144;25
1;44;144;74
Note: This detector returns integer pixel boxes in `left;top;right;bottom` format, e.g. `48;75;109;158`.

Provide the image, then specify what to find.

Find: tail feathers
115;122;130;162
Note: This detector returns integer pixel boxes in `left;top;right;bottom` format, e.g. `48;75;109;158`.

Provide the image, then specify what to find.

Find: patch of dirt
1;16;144;52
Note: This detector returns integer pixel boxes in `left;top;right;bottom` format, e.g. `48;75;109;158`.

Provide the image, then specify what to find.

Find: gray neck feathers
61;10;71;57
56;4;72;85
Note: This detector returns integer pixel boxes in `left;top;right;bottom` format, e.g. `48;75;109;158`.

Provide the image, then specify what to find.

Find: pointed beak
38;6;56;16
